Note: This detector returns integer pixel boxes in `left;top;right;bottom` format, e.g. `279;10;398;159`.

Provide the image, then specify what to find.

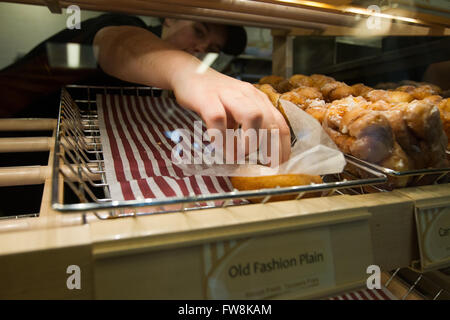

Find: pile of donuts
375;80;450;98
254;74;449;187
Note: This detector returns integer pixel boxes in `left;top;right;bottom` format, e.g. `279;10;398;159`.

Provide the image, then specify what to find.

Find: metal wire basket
345;153;450;190
51;85;390;219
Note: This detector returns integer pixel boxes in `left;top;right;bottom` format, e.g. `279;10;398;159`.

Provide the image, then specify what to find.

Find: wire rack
52;85;390;219
346;154;450;189
385;267;450;300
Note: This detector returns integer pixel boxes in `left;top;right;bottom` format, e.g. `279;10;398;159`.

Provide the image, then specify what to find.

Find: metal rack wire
50;85;394;219
385;267;450;300
346;153;450;188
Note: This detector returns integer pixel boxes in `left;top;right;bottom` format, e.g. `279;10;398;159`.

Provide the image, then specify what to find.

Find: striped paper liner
97;93;239;208
327;287;398;300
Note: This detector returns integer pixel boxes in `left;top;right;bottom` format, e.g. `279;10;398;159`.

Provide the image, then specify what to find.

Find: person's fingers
219;92;264;132
249;87;291;166
195;96;229;160
219;83;292;166
226;112;238;130
270;105;291;164
175;73;291;166
219;93;264;158
198;96;227;133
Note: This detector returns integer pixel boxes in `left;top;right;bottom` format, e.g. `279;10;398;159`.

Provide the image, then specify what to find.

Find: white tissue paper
176;99;346;177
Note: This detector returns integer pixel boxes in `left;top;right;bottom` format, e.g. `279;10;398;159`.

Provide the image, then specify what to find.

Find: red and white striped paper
97;93;235;203
328;287;398;300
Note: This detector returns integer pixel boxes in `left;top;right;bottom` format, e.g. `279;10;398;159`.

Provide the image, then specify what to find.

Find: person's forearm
93;26;203;89
93;26;291;163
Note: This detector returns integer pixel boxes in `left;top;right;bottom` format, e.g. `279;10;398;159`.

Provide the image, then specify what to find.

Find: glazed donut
256;84;290;128
321;81;354;102
289;74;313;88
292;86;323;101
410;85;441;100
279;91;304;107
280;87;323;108
351;83;373;97
309;74;335;88
422;95;443;105
395;85;416;93
304;99;328;123
437;98;450;149
255;74;448;177
323;96;395;164
230;174;323;203
259;75;285;88
258;84;280;108
275;79;295;93
418;82;442;93
365;90;414;104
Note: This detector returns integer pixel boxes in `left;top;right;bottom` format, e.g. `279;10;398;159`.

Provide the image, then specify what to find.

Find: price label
415;204;450;271
202;227;336;299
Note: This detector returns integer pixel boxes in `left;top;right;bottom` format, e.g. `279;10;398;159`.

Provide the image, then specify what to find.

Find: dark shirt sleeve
0;13;149;118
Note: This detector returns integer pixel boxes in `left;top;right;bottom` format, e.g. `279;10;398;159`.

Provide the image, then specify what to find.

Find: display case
0;0;449;300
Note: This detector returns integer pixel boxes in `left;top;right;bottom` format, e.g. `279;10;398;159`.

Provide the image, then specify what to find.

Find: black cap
222;25;247;56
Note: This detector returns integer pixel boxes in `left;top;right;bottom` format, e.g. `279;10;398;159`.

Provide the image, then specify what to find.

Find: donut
230;174;323;203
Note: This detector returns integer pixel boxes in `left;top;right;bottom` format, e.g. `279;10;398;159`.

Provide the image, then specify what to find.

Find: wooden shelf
2;182;449;298
5;0;450;35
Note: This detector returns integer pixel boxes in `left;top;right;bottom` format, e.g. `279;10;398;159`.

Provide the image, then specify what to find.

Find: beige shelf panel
0;185;436;299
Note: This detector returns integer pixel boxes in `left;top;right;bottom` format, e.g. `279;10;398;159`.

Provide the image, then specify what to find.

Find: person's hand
93;25;290;164
170;67;291;165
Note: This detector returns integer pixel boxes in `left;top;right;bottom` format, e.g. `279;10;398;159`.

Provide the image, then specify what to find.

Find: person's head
161;19;247;56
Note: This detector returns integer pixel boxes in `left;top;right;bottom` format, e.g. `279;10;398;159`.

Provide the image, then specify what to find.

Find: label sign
415;205;450;271
202;227;335;299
